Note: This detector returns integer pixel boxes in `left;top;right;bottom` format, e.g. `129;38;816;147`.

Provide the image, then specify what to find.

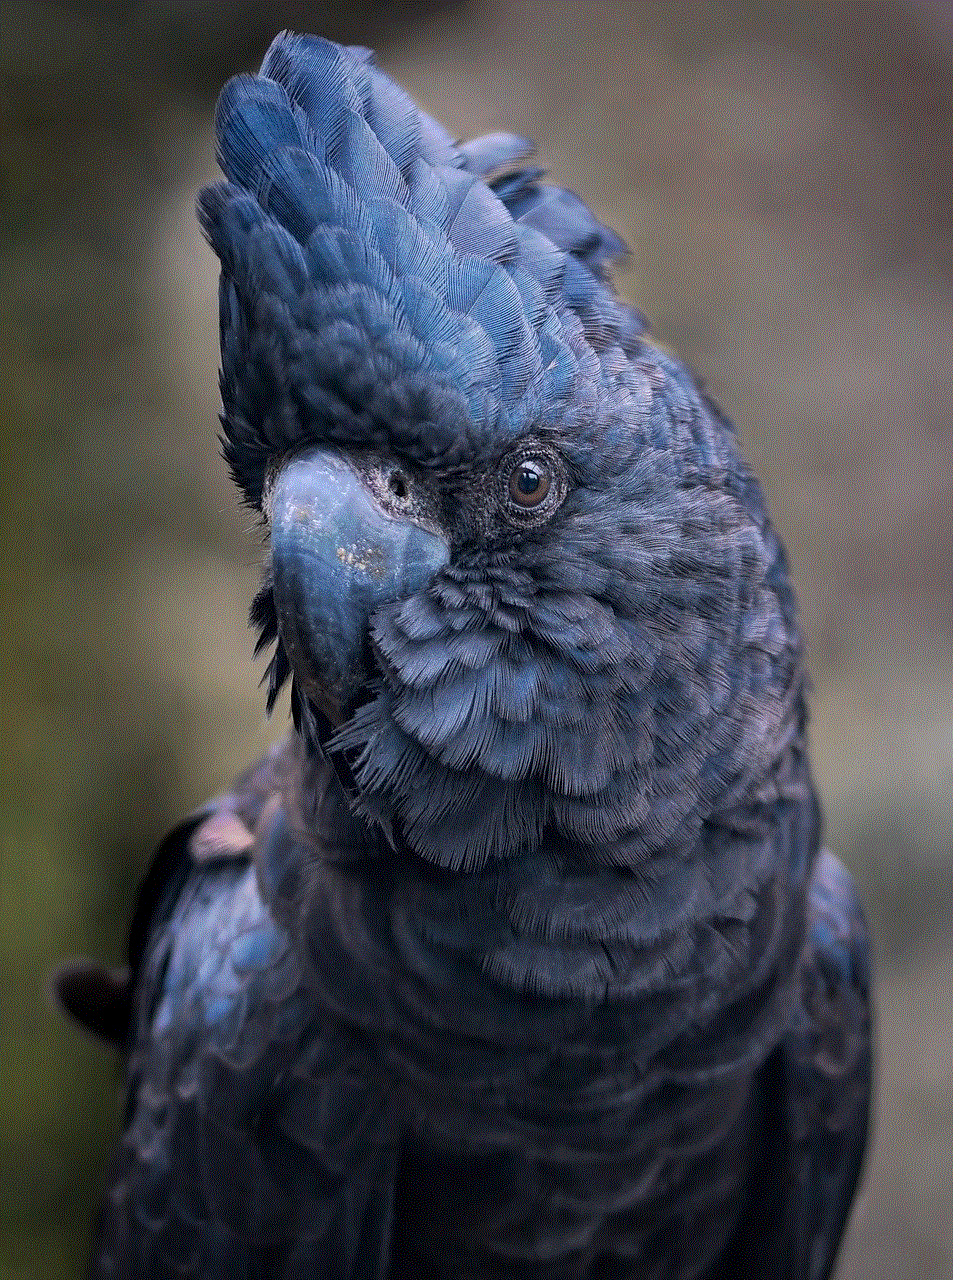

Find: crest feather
199;31;642;510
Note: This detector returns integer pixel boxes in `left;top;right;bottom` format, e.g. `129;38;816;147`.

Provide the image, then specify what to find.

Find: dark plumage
60;32;872;1279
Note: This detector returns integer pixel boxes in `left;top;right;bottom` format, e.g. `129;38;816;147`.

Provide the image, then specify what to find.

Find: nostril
388;471;408;500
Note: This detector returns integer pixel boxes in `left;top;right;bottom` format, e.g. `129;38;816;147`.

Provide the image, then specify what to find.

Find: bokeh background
2;1;951;1275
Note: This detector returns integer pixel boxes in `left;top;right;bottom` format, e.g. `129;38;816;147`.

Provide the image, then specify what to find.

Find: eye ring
508;457;552;508
500;447;566;524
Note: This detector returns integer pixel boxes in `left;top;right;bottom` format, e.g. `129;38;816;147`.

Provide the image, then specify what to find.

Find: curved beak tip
268;449;448;721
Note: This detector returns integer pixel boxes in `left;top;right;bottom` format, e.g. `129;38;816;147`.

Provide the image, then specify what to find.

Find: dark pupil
517;466;542;495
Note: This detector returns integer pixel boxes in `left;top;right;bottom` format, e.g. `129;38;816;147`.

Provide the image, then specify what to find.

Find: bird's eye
508;458;552;508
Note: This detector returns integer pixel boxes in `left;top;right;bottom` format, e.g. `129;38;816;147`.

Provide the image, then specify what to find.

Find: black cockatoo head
198;33;804;873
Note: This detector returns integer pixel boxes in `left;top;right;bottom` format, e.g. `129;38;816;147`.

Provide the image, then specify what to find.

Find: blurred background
1;0;951;1275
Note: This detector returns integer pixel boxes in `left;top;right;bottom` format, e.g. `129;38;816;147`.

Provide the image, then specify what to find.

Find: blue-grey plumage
60;29;873;1280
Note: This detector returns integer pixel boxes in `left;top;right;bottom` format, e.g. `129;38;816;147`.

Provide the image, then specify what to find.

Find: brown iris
508;458;552;508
